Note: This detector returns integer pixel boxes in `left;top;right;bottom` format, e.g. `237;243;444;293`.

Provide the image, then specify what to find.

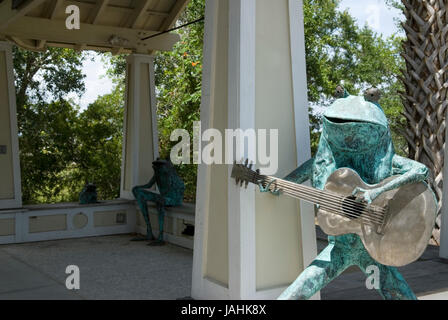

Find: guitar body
318;168;437;267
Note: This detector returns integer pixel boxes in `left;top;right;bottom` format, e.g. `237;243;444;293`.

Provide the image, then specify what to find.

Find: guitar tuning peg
235;178;240;185
249;161;253;170
240;180;244;187
244;158;249;167
245;181;249;189
256;169;260;174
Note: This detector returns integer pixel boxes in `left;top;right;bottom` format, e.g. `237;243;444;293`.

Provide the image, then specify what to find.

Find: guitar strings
240;170;386;224
257;173;386;223
234;166;388;219
261;174;387;219
264;173;387;214
312;206;377;227
264;181;384;225
260;180;385;225
255;179;384;225
272;185;384;225
246;170;387;216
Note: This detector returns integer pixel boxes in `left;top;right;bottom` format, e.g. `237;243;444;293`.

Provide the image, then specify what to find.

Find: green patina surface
132;159;185;245
79;183;98;204
262;87;429;300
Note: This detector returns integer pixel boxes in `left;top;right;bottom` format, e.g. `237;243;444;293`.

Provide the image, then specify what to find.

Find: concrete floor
315;227;448;300
0;234;192;299
0;232;447;300
319;242;448;299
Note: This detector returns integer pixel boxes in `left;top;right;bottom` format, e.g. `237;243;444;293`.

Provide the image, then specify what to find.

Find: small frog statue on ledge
79;183;98;204
132;158;185;246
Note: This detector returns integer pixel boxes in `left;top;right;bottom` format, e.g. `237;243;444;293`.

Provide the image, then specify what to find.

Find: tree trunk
400;0;448;245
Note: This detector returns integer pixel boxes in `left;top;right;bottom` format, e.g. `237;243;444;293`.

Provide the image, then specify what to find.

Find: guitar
231;160;437;267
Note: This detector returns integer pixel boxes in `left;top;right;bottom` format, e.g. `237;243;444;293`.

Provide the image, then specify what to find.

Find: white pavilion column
440;116;448;258
120;54;159;199
0;41;21;209
192;0;318;300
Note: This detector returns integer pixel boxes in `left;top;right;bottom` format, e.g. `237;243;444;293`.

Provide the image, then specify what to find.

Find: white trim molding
288;0;319;300
191;0;219;299
440;105;448;258
227;0;257;300
0;41;22;209
120;53;159;199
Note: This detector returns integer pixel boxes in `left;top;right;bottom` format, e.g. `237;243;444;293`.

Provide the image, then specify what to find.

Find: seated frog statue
260;86;429;300
79;183;98;204
132;158;185;246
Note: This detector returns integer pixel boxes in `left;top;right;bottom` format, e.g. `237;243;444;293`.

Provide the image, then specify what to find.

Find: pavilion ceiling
0;0;189;54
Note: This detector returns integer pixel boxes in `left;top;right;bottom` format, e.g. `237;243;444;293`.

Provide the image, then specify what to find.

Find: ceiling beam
83;0;111;52
66;0;169;18
87;0;109;24
12;0;28;9
0;15;180;52
7;36;46;51
46;0;63;19
0;0;47;29
37;0;63;49
159;0;189;31
126;0;151;29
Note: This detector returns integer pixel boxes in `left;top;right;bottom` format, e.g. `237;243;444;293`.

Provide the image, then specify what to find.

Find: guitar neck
249;172;330;207
232;163;384;227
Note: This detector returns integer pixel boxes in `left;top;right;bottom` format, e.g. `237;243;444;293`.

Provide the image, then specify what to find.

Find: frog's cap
324;95;388;128
152;158;172;167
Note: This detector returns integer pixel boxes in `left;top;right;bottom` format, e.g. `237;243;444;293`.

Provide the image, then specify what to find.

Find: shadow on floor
315;227;448;300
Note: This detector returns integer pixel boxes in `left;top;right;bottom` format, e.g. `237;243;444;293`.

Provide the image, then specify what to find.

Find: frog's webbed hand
135;176;156;190
258;179;281;196
351;187;380;204
258;158;314;197
353;155;429;204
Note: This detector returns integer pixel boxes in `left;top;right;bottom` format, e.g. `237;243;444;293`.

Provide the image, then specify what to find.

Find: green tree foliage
304;0;397;100
103;0;204;202
14;47;123;204
75;87;124;200
13;47;86;203
154;0;204;202
16;0;408;204
19;100;81;203
303;0;406;155
13;47;86;109
18;88;124;204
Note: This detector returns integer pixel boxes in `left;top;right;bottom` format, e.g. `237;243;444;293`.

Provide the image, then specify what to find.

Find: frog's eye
334;85;345;98
364;87;381;103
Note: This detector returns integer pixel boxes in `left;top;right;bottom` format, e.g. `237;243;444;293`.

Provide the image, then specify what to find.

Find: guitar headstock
231;159;260;189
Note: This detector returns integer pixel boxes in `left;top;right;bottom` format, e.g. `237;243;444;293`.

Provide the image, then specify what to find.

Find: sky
339;0;403;37
73;0;403;110
66;51;114;110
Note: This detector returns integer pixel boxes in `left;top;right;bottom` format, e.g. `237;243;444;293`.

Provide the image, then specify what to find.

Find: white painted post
289;0;319;299
440;114;448;258
120;54;159;200
192;0;317;300
226;0;257;300
0;41;22;209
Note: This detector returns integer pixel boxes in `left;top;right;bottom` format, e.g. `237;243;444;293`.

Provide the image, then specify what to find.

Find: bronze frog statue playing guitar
232;86;436;300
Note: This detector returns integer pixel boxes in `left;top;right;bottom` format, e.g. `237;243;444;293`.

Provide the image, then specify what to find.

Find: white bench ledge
0;207;28;214
22;199;135;211
145;201;195;215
